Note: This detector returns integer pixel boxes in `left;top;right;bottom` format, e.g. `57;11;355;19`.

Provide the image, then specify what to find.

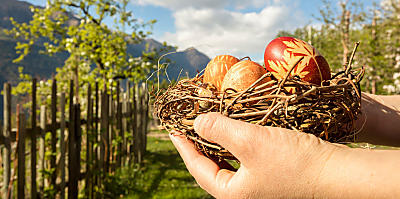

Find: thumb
194;112;267;163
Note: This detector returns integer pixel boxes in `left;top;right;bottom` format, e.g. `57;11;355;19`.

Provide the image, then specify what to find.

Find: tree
5;0;158;102
380;0;400;94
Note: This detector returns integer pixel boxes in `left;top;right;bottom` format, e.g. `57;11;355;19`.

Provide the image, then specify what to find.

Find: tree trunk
372;78;377;94
340;2;350;66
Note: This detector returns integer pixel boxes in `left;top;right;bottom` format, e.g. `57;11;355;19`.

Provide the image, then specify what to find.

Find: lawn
103;132;213;199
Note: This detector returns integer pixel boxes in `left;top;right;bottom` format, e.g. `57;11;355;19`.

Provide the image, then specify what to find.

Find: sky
25;0;378;62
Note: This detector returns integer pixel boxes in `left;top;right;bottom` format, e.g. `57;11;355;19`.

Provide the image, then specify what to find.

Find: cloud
134;0;307;61
136;0;226;10
161;5;305;61
135;0;283;10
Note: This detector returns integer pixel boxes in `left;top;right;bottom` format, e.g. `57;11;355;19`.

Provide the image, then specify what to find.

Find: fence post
68;80;75;199
68;104;81;199
31;78;37;199
17;105;26;199
94;82;99;190
51;77;57;186
125;81;131;165
100;85;109;174
131;83;137;164
2;83;11;199
129;83;135;164
39;105;46;194
135;83;142;163
141;83;149;153
109;88;115;172
122;92;128;165
86;84;93;198
116;81;122;168
60;93;66;199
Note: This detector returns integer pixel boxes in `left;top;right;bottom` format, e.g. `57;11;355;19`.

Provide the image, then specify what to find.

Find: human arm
355;92;400;146
170;113;400;198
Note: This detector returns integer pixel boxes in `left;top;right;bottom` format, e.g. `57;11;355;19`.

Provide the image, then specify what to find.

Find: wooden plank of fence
86;84;92;198
94;82;99;189
2;83;11;199
31;78;37;199
135;83;143;163
122;92;128;165
109;89;115;171
142;83;149;153
51;78;57;186
140;83;146;155
60;93;66;199
68;104;81;199
100;85;109;174
68;80;76;199
131;83;137;164
39;105;46;193
116;81;122;168
17;106;26;199
99;89;105;176
105;91;110;173
124;81;131;164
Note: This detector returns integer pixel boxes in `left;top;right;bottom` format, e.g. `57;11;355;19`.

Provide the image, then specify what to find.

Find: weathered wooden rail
0;78;150;199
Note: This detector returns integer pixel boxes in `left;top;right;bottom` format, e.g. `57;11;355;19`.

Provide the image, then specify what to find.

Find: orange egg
221;60;271;92
203;55;240;90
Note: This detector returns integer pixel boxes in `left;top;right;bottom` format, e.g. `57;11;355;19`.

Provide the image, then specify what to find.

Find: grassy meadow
103;132;213;199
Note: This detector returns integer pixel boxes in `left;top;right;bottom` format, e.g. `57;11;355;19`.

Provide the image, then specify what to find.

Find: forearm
355;93;400;146
315;147;400;198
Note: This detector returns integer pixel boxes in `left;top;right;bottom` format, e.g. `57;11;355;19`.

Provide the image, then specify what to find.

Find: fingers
193;112;266;163
169;133;235;197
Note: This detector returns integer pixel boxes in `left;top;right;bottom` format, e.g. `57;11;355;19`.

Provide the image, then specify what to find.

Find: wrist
314;146;400;198
307;143;351;198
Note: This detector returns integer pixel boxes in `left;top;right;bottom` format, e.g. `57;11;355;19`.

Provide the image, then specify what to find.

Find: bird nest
155;49;364;160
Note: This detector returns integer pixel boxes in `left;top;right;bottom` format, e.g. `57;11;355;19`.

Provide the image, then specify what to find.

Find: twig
345;42;360;75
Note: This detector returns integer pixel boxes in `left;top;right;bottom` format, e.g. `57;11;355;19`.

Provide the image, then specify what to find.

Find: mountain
0;0;34;29
127;39;210;80
0;0;210;118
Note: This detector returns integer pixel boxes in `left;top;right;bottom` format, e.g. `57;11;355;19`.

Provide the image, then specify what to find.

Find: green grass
346;142;400;150
103;135;213;199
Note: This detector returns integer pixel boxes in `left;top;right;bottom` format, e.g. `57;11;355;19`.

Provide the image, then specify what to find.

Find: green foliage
5;0;161;99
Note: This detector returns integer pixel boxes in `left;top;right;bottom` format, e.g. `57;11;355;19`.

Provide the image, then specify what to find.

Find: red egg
264;37;331;85
221;60;271;92
203;55;240;90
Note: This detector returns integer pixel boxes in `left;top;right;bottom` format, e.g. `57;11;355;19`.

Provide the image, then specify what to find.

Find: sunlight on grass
104;135;213;199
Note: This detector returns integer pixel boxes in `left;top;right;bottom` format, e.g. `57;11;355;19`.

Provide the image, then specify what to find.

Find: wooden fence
0;78;150;198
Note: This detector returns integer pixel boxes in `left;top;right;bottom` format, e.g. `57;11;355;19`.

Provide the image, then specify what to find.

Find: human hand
169;112;343;198
355;93;400;146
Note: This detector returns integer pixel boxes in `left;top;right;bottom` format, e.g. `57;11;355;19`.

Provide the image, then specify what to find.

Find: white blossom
66;38;74;43
383;85;396;94
393;72;400;80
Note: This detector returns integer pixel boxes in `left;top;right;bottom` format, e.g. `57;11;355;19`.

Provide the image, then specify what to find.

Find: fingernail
169;132;185;143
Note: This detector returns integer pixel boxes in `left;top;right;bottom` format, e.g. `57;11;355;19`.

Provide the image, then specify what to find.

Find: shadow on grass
104;136;213;199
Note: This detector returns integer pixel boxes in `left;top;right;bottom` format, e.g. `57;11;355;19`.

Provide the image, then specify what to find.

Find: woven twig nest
155;55;364;160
